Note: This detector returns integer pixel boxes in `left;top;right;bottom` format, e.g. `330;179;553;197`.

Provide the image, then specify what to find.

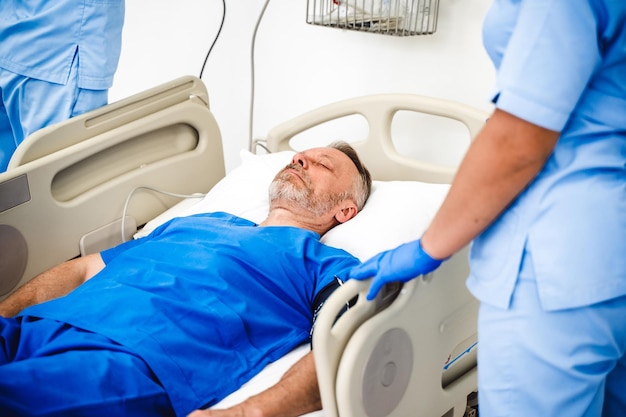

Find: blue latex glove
349;239;444;300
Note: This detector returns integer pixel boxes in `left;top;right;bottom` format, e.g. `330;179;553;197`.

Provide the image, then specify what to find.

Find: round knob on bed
361;327;413;417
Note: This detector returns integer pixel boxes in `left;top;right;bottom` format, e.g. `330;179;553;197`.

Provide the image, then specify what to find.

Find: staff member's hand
349;239;444;300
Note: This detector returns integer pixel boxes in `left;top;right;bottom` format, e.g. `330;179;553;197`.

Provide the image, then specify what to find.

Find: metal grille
306;0;440;36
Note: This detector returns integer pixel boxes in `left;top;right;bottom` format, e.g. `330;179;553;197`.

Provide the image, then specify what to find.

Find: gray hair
328;141;372;211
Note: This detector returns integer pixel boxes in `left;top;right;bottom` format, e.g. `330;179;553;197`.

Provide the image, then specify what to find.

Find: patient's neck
260;207;335;237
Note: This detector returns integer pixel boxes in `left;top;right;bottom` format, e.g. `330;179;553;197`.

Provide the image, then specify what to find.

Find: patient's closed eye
315;157;333;170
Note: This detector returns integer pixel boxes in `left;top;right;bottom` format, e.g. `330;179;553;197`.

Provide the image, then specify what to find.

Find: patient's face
269;147;358;217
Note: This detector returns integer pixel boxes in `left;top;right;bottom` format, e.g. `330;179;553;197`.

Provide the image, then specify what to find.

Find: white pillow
321;180;448;260
138;150;449;261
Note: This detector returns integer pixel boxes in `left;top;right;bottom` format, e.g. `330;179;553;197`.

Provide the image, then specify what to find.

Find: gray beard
268;173;336;217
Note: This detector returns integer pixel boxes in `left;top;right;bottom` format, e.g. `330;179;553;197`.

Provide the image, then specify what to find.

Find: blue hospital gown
13;212;360;416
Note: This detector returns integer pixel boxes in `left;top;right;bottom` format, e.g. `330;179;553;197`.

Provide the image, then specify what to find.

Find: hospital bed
0;75;488;417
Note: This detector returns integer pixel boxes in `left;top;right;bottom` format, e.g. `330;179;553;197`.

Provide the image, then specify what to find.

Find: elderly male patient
0;141;372;417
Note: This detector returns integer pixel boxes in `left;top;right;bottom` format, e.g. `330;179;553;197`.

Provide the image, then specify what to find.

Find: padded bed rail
313;247;478;417
0;76;225;299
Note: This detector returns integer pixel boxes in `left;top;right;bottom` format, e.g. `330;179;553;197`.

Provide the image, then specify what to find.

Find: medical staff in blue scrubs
351;1;626;416
0;0;125;172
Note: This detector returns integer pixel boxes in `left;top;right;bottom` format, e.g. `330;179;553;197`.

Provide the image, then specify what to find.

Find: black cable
199;0;226;79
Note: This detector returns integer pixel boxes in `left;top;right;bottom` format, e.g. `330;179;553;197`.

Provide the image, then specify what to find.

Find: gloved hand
349;239;444;300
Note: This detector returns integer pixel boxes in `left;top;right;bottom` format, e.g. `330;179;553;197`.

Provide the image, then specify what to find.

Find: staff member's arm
351;109;560;299
422;108;559;258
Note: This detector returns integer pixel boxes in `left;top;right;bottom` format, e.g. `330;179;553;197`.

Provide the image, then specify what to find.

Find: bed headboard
0;76;225;299
265;94;488;183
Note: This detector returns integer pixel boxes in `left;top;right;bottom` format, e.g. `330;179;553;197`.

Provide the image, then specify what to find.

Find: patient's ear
334;202;358;224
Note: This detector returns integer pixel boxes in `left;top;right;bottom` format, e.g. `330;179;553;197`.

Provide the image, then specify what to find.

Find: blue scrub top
21;213;360;416
0;0;124;89
467;0;626;311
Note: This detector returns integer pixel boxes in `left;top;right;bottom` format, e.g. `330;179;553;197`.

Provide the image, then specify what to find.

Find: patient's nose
293;154;307;168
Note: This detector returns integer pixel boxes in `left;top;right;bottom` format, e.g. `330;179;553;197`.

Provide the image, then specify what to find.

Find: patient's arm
188;351;321;417
0;253;104;317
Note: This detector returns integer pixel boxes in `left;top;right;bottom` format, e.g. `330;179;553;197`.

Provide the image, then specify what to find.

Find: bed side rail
0;76;225;299
314;246;478;417
9;76;210;168
313;279;389;417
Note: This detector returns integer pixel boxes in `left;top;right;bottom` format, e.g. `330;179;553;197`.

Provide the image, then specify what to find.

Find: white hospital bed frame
0;76;488;417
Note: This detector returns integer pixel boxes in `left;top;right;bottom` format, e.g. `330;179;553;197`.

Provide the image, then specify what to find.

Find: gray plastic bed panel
0;76;225;299
314;248;478;417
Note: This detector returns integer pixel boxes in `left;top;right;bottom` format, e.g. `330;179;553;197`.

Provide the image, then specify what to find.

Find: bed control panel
0;174;31;213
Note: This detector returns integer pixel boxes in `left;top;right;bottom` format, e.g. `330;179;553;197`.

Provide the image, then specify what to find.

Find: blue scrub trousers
0;316;174;417
0;53;108;172
477;250;626;417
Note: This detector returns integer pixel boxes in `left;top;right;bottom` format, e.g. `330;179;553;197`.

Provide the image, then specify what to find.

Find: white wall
110;0;495;172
